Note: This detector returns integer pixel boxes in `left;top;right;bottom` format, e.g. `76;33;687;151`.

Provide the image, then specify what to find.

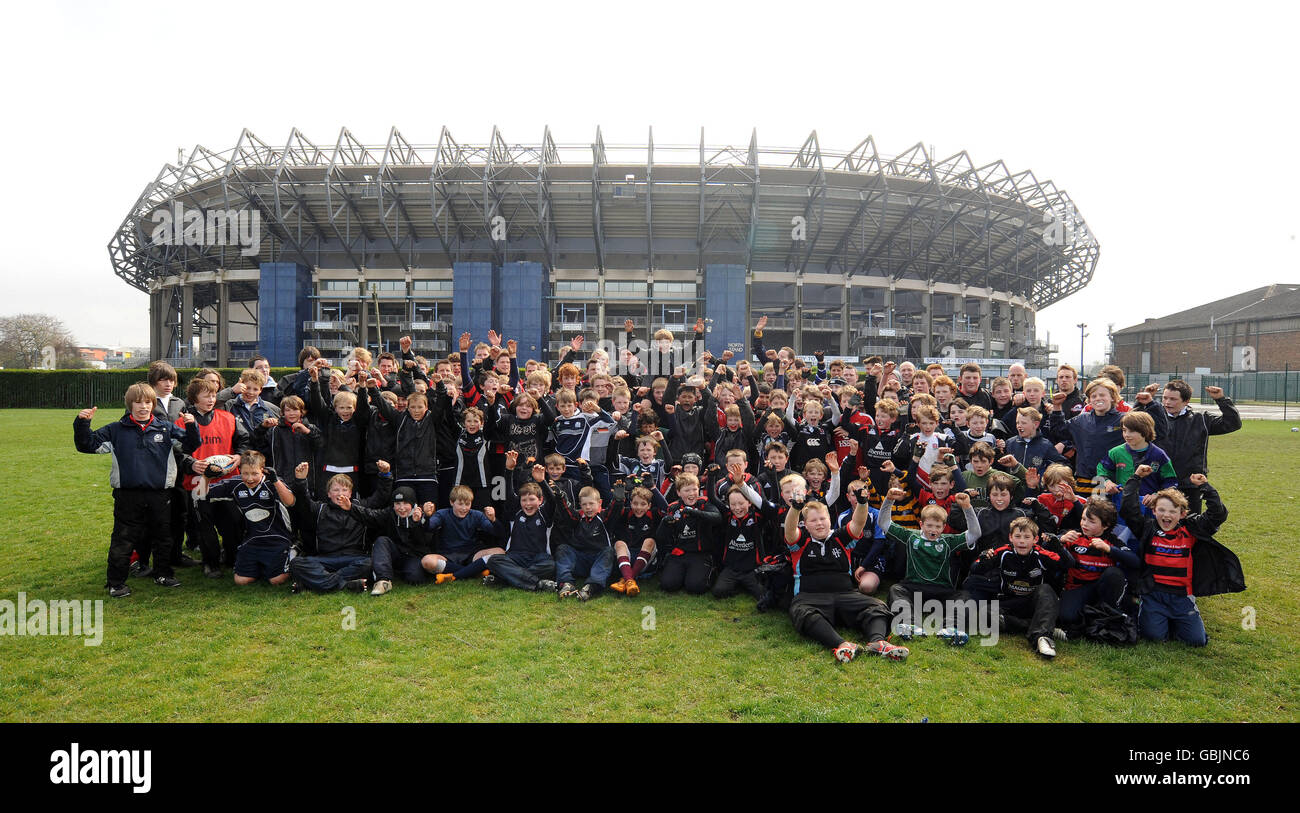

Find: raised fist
997;454;1018;468
1133;464;1153;479
422;502;437;517
1188;472;1208;487
953;491;972;509
885;487;907;503
484;506;496;522
376;459;391;474
294;462;310;480
293;421;312;435
1205;386;1224;399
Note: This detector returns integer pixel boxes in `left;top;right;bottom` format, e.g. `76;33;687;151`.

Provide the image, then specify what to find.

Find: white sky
2;0;1296;365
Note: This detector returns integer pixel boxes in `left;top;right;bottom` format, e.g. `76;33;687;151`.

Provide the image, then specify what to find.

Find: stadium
109;127;1098;368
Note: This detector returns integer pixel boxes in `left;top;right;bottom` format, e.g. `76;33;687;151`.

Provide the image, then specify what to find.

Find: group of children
73;316;1246;663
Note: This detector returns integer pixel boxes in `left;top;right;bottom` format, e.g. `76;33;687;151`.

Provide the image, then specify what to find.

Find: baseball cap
392;486;417;505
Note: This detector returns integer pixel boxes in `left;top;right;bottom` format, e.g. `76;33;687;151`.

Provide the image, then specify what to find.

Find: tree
0;313;84;369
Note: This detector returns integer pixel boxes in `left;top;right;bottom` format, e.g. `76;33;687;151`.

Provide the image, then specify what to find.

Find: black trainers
290;581;305;594
558;582;579;598
130;562;154;579
536;579;558;592
108;584;132;598
203;564;222;579
576;585;595;602
481;574;497;586
175;554;198;568
344;578;369;593
154;575;181;588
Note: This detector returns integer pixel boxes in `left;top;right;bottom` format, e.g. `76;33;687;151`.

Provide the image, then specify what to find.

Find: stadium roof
110;127;1099;309
1112;284;1300;335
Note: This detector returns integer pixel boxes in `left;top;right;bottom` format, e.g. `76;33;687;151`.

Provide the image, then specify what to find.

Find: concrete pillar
357;281;369;351
982;295;994;358
793;278;803;355
180;282;194;363
885;284;896;328
920;289;933;359
216;281;230;367
998;298;1012;358
840;279;851;356
149;289;164;362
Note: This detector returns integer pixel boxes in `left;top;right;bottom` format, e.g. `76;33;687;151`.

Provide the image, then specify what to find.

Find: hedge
0;368;298;410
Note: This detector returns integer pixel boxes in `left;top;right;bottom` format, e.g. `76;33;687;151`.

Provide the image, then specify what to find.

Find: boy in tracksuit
655;473;724;595
306;363;371;495
288;460;393;593
1004;407;1067;472
712;484;780;601
485;456;560;592
371;380;445;508
551;485;617;601
355;485;436;595
1120;469;1242;646
963;517;1074;658
74;383;201;596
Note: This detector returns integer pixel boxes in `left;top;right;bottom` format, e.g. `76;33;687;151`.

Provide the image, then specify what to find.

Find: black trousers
999;585;1060;643
712;568;764;599
660;553;712;594
789;591;892;648
109;489;171;585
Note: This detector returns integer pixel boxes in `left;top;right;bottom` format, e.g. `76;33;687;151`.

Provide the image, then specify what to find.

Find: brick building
1110;284;1300;374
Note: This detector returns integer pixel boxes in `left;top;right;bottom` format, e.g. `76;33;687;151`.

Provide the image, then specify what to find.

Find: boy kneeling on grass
203;451;297;586
784;485;906;663
1121;468;1243;646
74;385;201;597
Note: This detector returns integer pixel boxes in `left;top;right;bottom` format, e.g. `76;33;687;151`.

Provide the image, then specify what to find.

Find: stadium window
556;281;599;294
413;280;452;292
320;280;359;292
652;282;696;297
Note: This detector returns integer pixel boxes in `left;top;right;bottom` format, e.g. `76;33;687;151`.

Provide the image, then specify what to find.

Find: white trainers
1036;636;1057;659
370;579;392;596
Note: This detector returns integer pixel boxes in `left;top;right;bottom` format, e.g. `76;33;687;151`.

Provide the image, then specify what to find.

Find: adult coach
1158;380;1241;512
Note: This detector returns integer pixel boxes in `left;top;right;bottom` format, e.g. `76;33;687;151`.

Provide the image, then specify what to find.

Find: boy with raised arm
783;486;904;663
879;487;982;644
74;385;201;596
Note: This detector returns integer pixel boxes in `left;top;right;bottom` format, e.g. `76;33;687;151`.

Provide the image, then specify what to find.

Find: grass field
2;411;1297;722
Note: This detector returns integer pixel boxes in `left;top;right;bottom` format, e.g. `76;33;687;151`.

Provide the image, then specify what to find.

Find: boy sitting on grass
422;485;504;584
487;457;561;593
74;385;200;596
352;485;435;595
205;451;297;587
783;487;905;663
288;461;392;593
878;487;982;644
963;517;1073;658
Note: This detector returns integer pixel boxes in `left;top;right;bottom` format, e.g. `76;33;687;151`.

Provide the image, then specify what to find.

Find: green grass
2;411;1297;722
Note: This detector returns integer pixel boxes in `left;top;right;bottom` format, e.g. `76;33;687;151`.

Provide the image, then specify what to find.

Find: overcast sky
3;0;1296;365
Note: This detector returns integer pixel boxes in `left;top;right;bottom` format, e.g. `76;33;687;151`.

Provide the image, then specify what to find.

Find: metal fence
1118;366;1295;417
